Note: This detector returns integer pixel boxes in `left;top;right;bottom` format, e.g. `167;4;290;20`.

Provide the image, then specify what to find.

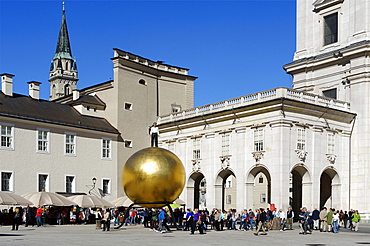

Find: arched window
64;84;70;96
52;84;56;97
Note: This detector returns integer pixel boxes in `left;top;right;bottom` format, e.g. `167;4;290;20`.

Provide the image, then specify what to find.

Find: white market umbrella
0;191;33;206
174;198;186;206
111;196;140;208
22;192;76;206
68;195;113;208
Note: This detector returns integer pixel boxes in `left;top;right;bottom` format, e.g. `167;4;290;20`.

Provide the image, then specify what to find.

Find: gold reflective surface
122;147;186;208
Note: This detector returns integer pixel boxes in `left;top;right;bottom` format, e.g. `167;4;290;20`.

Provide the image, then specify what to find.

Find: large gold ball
122;147;186;208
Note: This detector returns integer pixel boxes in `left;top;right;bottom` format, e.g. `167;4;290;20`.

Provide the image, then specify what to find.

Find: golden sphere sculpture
122;147;186;208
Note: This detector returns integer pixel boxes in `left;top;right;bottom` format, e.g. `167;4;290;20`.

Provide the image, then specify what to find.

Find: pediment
313;0;344;12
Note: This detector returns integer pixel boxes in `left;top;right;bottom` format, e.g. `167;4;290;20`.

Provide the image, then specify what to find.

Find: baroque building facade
1;0;369;221
158;0;369;220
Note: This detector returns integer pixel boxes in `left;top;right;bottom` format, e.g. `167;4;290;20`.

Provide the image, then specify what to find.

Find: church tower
49;2;78;101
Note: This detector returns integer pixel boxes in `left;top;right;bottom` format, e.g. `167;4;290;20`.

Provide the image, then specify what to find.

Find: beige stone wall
0;117;118;201
87;52;196;197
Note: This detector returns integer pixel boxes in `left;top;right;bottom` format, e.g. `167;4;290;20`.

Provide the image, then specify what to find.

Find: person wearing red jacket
36;206;43;227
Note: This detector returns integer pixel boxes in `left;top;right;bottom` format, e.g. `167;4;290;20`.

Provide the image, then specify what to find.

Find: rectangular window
66;176;75;193
327;132;335;154
259;176;264;184
260;193;266;203
323;88;337;99
221;133;230;156
254;128;264;152
37;130;49;153
324;13;338;46
38;174;49;192
102;179;110;195
297;128;306;150
171;104;181;113
124;140;132;148
1;124;13;149
225;176;232;188
102;139;111;159
124;102;133;111
193;138;201;160
65;133;76;155
1;172;13;191
226;195;232;204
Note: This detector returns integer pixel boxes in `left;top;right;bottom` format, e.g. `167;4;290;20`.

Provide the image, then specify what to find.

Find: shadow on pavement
0;234;23;236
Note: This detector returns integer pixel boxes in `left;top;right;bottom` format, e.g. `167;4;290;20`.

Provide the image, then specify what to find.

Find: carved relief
192;159;201;172
326;154;337;165
252;151;264;164
220;156;231;170
295;149;308;162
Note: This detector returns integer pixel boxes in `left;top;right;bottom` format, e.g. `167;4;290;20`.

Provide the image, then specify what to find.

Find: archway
215;169;236;211
253;172;269;209
290;165;311;219
320;167;340;209
187;172;205;210
246;165;271;210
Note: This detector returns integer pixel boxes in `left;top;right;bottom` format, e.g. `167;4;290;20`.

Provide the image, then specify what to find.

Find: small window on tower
171;104;181;113
64;84;71;96
124;102;133;111
139;79;146;85
124;140;132;148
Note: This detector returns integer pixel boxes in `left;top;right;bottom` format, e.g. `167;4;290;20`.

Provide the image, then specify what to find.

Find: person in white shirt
332;211;340;233
149;122;159;147
279;209;286;231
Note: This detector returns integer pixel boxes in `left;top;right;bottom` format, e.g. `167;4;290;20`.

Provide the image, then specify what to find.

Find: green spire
54;2;73;60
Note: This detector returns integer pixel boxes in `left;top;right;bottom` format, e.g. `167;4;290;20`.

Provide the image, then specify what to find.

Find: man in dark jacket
312;208;320;230
25;204;34;227
299;207;310;235
254;208;267;235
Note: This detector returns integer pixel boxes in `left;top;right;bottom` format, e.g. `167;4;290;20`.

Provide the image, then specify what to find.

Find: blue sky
0;0;296;107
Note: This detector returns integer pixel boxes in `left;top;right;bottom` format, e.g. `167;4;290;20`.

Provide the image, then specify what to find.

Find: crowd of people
1;204;363;235
109;206;363;236
298;207;362;234
0;204;105;229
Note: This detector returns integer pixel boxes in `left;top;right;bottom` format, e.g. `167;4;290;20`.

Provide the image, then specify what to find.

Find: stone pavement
0;223;369;246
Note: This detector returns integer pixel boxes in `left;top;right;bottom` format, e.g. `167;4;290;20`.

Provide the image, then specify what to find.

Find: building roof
112;48;198;79
0;92;119;134
69;94;106;108
52;80;114;103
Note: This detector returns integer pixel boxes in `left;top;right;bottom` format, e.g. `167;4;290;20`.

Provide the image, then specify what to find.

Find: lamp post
89;177;97;195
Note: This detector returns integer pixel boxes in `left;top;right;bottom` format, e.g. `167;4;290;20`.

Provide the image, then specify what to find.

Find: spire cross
62;2;65;12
